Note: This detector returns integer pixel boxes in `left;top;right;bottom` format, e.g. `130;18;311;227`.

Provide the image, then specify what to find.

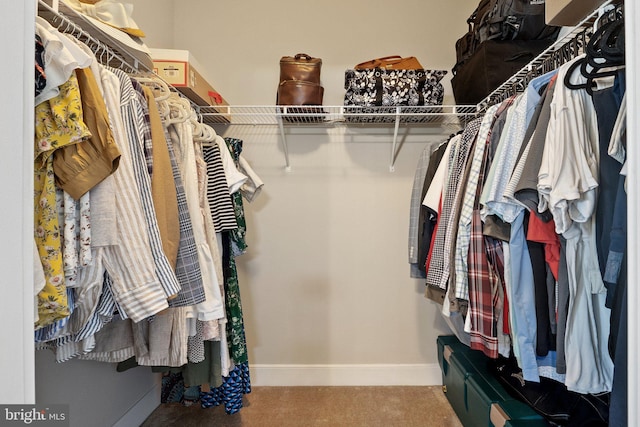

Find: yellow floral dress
34;71;91;329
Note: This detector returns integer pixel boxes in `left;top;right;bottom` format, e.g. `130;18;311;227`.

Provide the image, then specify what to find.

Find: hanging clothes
33;10;263;417
34;71;91;328
199;137;252;414
412;28;626;400
538;56;614;394
408;140;443;279
202;143;238;233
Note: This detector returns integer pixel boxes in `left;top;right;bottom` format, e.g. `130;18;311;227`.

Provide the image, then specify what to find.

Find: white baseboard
250;363;443;387
113;382;161;427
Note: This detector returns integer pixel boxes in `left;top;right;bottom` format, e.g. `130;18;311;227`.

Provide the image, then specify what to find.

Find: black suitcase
451;39;552;105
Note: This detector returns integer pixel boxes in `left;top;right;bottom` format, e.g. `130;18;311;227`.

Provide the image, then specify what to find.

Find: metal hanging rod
37;0;150;74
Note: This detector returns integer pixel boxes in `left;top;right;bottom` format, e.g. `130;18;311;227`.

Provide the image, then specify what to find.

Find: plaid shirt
425;140;457;287
468;209;501;358
467;127;508;359
426;118;482;290
166;129;207;307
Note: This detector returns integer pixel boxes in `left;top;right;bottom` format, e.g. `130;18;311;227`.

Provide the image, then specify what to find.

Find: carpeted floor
140;386;463;427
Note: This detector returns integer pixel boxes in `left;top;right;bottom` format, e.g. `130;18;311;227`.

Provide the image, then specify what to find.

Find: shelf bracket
389;106;401;172
276;113;292;172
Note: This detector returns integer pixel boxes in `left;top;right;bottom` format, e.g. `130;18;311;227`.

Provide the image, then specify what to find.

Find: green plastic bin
436;335;550;427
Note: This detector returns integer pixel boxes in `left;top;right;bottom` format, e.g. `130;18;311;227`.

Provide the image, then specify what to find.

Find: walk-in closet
1;0;639;426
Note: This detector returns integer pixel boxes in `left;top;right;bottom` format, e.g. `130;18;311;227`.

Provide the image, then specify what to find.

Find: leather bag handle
355;55;403;69
294;53;313;60
354;55;423;70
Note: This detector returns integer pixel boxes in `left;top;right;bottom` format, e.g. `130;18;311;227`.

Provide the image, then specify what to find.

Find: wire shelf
199;105;479;128
37;0;620;171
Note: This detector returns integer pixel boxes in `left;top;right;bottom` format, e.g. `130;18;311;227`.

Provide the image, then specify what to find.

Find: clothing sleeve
216;135;248;194
238;155;265;203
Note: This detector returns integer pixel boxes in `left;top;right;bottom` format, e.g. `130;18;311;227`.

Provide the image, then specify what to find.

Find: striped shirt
93;67;169;322
203;144;238;232
111;68;182;300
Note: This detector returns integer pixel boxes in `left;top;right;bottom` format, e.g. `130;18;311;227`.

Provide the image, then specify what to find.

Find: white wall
129;0;482;384
0;0;36;405
35;351;160;427
169;0;477;106
129;0;175;49
223;125;458;385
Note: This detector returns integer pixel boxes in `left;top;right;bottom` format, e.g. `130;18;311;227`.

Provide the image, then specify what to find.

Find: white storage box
150;48;230;123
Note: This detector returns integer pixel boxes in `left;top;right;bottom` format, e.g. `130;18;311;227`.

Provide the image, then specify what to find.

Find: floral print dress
34;71;91;329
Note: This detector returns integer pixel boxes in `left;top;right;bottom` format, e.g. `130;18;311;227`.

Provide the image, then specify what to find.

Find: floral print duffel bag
344;68;447;107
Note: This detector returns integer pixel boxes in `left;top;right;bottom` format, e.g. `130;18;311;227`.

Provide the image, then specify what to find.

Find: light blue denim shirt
508;210;539;382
